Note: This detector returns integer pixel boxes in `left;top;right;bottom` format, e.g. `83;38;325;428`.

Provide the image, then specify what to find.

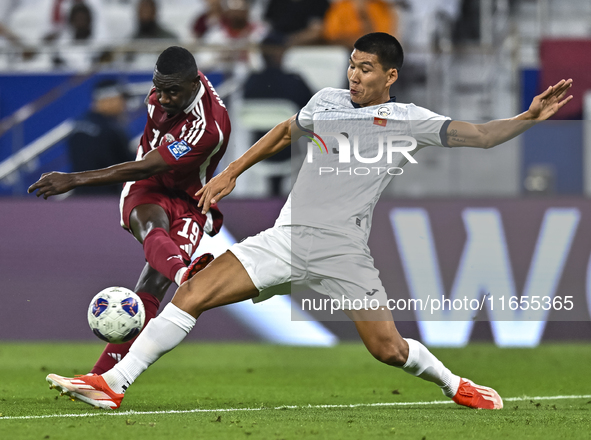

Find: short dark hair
155;46;198;78
353;33;404;71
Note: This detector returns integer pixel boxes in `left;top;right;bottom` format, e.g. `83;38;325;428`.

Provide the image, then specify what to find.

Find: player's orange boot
180;252;214;284
452;378;503;409
46;373;124;409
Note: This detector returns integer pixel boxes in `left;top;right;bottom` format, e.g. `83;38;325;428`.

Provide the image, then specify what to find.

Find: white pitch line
2;394;590;421
504;395;591;402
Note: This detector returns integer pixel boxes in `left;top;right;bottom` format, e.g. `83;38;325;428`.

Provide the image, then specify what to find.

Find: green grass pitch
1;342;590;439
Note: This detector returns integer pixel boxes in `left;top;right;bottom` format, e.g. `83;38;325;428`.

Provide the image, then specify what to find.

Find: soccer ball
87;287;145;344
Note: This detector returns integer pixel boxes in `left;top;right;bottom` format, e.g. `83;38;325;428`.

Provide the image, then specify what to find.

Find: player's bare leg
130;204;185;284
345;308;409;366
74;252;257;401
49;252;257;409
129;204;170;240
172;251;259;317
89;203;212;375
348;309;502;409
130;204;214;285
134;262;173;303
180;252;215;284
88;201;214;374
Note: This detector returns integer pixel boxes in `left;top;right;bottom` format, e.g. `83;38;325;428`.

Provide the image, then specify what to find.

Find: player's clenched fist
28;172;75;199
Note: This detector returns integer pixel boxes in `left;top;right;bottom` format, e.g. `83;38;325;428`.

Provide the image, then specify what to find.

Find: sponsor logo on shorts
365;289;379;296
168;140;191;160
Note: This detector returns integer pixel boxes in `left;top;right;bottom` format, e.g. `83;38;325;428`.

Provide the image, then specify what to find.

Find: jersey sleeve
408;104;452;148
156;124;223;171
295;89;326;131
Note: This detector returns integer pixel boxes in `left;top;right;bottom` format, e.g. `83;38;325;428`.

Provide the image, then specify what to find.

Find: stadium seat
282;46;350;92
238;98;299;131
236;98;299;196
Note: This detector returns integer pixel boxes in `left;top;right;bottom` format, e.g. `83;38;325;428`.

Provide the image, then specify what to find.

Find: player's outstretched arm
197;114;297;214
447;79;573;149
27;149;171;199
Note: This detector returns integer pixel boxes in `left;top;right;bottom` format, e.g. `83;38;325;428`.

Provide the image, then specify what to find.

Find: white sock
174;267;188;286
402;338;460;398
102;303;196;393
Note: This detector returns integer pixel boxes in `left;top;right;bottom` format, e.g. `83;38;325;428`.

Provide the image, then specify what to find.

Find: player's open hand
196;168;236;214
528;79;573;121
27;172;75;199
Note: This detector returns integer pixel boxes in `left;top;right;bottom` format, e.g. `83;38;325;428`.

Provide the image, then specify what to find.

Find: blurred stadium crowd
0;0;474;72
0;0;590;198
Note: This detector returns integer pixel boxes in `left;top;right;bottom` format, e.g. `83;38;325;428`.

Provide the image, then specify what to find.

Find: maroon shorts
120;177;221;262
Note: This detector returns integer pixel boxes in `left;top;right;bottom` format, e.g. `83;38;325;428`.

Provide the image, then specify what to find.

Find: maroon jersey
138;71;231;202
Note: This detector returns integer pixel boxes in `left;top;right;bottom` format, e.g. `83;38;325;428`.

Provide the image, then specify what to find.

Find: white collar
184;81;205;114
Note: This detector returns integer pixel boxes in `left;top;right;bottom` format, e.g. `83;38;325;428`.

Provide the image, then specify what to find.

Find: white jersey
274;87;451;241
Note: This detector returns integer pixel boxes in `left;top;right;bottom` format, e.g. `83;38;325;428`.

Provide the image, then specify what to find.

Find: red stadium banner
540;39;591;119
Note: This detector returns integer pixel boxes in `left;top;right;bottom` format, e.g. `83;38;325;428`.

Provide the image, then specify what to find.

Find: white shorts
229;225;388;306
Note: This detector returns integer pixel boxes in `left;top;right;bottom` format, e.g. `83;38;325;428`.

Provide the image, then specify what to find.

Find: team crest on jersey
377;106;391;117
161;133;175;145
168;140;191;160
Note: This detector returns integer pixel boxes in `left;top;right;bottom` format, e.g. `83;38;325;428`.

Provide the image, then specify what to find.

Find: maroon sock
142;227;186;282
90;292;161;375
